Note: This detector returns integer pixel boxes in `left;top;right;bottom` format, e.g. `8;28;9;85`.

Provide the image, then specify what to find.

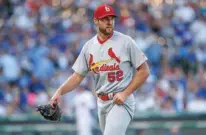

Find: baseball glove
36;103;61;121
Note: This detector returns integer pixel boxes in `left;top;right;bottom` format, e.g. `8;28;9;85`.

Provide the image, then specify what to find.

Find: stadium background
0;0;206;135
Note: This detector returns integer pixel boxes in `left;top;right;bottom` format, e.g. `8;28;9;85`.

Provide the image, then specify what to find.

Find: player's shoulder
113;31;133;42
113;31;134;44
81;35;97;50
88;35;97;44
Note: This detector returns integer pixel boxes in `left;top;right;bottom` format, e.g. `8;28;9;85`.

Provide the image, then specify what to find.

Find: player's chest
86;42;128;73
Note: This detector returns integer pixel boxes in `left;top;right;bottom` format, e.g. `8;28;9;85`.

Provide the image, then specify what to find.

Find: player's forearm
55;72;84;95
123;62;150;96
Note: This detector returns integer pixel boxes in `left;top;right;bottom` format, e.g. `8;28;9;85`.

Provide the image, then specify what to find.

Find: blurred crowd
0;0;206;117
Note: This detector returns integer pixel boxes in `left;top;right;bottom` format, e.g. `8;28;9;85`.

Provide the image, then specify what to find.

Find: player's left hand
113;92;128;105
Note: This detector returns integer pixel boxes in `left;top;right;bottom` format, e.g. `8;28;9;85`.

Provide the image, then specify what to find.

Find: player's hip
97;93;135;113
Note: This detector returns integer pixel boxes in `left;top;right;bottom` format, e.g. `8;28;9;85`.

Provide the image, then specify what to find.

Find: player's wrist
122;90;131;97
56;88;63;96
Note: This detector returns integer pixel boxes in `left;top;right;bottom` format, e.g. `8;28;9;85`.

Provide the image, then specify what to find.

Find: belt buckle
108;93;114;100
97;92;114;100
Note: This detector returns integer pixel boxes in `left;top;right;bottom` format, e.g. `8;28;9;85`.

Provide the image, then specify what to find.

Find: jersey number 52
108;70;123;82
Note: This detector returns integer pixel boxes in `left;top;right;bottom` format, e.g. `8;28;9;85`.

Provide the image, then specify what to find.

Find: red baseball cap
94;4;117;19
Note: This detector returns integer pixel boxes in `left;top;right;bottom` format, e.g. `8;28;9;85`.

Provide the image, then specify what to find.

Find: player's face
95;16;115;36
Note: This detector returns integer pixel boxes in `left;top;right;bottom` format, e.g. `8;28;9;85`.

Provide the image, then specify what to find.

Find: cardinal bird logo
108;47;120;63
88;47;121;74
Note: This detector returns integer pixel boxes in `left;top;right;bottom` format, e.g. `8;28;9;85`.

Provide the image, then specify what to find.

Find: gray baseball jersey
72;31;147;134
72;31;147;94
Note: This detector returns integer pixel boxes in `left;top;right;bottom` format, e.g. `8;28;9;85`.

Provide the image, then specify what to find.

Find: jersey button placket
99;46;105;61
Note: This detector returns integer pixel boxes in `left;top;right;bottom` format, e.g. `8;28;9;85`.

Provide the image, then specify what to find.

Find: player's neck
98;33;110;40
97;32;113;44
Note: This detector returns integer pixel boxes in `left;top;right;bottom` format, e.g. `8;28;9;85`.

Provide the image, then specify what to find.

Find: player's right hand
50;91;61;108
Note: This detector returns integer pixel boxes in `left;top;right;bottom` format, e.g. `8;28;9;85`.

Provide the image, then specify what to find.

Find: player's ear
93;18;98;25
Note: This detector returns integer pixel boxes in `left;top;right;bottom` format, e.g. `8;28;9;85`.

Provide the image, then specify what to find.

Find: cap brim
97;14;117;19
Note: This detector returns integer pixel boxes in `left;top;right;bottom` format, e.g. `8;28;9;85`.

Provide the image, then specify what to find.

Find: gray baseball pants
97;94;135;135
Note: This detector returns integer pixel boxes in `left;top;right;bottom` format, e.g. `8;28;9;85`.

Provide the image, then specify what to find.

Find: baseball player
50;4;150;135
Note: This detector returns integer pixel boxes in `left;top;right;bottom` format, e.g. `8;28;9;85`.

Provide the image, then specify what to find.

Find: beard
98;27;113;36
